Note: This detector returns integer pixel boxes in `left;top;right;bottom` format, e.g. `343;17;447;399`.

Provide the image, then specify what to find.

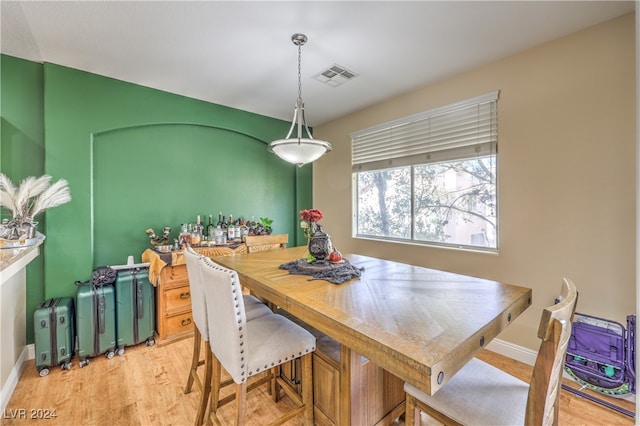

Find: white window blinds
351;91;499;172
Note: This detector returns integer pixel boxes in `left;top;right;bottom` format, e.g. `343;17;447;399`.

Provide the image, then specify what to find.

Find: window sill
353;235;499;255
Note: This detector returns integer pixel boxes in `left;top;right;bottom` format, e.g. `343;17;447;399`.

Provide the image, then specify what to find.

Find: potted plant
258;217;273;235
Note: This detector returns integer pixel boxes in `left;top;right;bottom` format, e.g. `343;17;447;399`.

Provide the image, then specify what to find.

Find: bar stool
199;255;316;425
244;233;288;253
243;233;288;312
404;278;578;426
183;246;271;425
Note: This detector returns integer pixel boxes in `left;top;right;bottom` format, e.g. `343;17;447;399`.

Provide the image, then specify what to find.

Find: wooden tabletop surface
212;246;532;396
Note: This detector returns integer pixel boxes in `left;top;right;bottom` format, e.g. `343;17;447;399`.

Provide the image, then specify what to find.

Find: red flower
300;209;323;223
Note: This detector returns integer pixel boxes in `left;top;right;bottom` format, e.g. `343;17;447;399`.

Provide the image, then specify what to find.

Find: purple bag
564;313;635;395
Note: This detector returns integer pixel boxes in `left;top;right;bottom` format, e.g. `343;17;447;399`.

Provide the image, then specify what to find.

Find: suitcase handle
135;274;144;320
98;294;106;334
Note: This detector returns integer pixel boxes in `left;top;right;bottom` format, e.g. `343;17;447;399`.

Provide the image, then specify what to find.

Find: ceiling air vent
314;64;357;87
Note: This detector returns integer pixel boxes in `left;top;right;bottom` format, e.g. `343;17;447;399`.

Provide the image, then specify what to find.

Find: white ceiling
1;1;635;126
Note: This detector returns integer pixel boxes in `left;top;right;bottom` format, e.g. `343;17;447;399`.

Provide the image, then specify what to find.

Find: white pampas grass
0;173;19;216
0;173;71;221
14;175;52;217
30;178;72;218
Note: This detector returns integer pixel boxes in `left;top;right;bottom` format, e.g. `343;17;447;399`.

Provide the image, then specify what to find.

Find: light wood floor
3;336;635;425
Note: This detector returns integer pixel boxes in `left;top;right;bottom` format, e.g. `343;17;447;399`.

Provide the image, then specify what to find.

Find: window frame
351;92;499;253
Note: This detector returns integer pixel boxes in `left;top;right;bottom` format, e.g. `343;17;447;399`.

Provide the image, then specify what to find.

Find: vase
25;221;38;239
308;224;332;260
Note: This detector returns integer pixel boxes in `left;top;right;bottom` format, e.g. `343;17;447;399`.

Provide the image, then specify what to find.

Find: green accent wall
43;63;312;299
91;124;293;265
1;56;313;343
0;54;45;343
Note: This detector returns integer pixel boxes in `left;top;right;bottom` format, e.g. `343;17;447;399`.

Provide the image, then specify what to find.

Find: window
352;91;498;251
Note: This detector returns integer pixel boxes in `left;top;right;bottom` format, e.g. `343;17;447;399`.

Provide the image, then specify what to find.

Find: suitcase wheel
79;359;89;368
117;348;125;357
38;367;50;377
146;338;155;347
106;351;115;360
61;362;72;371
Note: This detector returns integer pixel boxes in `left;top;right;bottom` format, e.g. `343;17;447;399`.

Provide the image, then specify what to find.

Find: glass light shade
269;138;332;167
270;34;332;167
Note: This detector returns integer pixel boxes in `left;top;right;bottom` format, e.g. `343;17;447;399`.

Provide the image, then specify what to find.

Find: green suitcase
34;297;74;376
76;284;117;367
113;266;155;354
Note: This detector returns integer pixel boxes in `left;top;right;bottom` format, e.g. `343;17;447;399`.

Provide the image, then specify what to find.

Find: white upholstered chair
182;246;272;425
199;255;316;425
404;278;578;426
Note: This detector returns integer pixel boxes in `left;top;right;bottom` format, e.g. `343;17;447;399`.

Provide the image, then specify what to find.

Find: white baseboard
486;337;538;366
0;344;32;413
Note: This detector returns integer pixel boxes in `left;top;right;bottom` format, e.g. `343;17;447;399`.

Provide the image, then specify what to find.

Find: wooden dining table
212;246;532;424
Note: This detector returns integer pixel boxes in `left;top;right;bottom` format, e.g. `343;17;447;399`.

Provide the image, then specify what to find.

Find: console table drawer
165;311;194;337
160;264;188;287
164;286;192;313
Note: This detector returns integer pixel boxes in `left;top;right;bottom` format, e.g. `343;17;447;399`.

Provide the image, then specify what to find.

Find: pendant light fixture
269;33;332;167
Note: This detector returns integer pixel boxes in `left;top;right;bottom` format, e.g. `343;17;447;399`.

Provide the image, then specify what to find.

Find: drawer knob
181;318;192;327
180;292;191;300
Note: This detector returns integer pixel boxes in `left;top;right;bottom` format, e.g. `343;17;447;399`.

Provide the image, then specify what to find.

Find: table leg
339;344;352;425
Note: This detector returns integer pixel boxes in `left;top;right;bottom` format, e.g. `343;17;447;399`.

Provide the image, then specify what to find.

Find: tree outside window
355;155;496;250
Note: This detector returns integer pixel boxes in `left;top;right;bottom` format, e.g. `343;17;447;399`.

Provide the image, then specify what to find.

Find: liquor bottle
179;223;191;247
191;215;203;245
227;214;234;240
206;214;214;238
199;215;206;237
217;212;223;228
221;216;227;230
191;228;201;246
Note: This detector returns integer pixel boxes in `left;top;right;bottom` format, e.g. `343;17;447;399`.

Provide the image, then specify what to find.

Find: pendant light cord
297;41;303;104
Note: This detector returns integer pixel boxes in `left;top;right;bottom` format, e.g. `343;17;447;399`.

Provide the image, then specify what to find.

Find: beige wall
313;13;636;351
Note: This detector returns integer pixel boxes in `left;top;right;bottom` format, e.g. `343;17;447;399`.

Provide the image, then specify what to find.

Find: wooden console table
141;244;247;342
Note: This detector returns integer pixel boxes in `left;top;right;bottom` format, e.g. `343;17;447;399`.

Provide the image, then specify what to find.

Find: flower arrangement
300;209;326;262
0;173;71;241
300;208;323;239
